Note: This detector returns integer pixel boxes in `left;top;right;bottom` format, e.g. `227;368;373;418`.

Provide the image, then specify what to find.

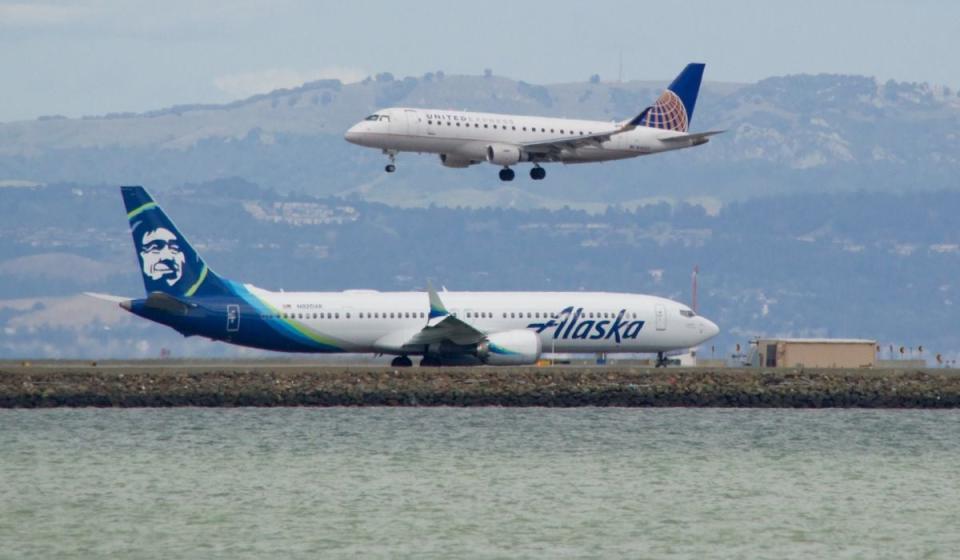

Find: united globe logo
639;90;688;132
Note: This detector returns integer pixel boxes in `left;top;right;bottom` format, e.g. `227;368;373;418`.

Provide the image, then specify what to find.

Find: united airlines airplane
344;63;721;181
88;187;719;367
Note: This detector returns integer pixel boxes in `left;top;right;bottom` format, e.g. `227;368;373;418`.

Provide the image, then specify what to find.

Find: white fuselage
344;107;691;167
244;285;718;355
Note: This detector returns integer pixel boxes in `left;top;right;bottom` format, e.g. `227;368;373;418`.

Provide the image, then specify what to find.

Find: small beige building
753;338;877;368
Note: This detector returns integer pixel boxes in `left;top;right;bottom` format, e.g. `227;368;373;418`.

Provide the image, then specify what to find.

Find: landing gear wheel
385;164;396;173
498;168;515;182
530;166;546;180
420;356;441;367
391;356;413;367
655;352;667;368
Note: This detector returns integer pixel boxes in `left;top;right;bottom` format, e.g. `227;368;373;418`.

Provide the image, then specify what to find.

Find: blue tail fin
628;63;705;132
121;186;231;298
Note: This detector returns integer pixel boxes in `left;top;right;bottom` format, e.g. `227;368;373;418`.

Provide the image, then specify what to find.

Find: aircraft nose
702;317;720;340
344;124;363;144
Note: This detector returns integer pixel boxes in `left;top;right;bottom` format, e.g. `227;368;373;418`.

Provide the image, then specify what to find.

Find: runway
2;361;958;408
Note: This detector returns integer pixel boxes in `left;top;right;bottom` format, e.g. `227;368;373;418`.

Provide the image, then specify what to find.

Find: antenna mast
691;265;699;313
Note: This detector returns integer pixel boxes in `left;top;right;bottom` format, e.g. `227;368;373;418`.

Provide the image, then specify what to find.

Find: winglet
427;281;449;320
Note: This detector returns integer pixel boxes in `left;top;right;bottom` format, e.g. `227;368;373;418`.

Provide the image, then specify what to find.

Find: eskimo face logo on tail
139;227;185;286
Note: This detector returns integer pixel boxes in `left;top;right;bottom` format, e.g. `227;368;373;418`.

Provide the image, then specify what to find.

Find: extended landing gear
655;352;668;368
383;149;397;173
530;166;546;180
420;356;441;367
391;355;413;368
498;167;515;182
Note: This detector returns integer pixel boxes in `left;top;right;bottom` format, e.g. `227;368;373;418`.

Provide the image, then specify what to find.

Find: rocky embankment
1;362;959;408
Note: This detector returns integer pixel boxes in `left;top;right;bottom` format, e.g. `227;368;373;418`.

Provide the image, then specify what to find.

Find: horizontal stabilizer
658;130;725;145
84;292;132;304
144;291;195;315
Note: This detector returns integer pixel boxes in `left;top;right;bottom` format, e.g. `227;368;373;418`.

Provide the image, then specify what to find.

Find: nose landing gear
530;166;546;180
383;149;398;173
498;167;515;182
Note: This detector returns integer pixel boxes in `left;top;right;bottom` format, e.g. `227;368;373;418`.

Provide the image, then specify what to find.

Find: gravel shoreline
2;363;959;408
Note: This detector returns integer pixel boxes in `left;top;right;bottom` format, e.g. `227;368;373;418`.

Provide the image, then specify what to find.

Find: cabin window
579;131;584;135
484;124;488;128
522;127;527;131
541;128;546;132
346;313;351;319
447;122;451;126
427;120;432;125
313;313;317;319
560;129;564;134
632;313;637;319
511;126;516;130
492;125;497;129
456;122;460;126
550;129;555;133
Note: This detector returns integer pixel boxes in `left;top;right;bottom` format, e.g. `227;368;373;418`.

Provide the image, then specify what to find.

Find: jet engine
476;329;542;365
485;143;524;166
439;153;476;168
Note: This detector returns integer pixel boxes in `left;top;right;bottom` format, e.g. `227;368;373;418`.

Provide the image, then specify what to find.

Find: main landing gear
497;166;546;181
391;355;412;367
383;149;397;173
420;356;441;367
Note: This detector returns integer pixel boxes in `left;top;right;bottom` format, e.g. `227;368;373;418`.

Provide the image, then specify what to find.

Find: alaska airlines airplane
88;187;719;367
344;63;721;182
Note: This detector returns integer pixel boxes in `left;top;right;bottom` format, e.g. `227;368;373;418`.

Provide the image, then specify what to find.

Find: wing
519;127;623;157
403;282;486;347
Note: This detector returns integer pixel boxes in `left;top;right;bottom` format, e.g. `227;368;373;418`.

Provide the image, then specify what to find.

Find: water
1;409;958;559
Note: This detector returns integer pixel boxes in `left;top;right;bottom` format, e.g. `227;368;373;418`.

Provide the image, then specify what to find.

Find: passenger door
655;304;666;331
404;109;423;136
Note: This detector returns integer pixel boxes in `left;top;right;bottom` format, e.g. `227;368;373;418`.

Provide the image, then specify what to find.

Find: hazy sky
2;0;958;122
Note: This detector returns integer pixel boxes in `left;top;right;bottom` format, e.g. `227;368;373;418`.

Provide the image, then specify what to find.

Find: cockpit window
365;114;380;121
680;309;696;318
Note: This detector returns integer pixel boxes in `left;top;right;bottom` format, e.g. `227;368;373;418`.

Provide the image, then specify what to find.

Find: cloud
213;67;367;99
0;3;87;26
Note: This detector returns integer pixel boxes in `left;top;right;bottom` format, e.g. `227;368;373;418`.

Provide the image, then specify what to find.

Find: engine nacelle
485;143;523;166
477;329;541;365
439;153;476;168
